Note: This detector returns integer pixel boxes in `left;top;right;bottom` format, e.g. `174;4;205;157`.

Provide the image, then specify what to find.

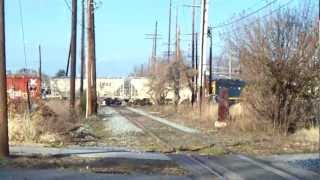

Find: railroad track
119;108;216;151
181;155;226;179
117;108;217;153
118;108;176;153
116;107;317;180
118;108;225;178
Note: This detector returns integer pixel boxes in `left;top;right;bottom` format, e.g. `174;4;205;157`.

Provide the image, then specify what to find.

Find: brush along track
117;108;215;153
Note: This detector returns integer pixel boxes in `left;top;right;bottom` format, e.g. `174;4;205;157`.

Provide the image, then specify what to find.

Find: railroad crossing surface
3;145;319;179
1;106;319;180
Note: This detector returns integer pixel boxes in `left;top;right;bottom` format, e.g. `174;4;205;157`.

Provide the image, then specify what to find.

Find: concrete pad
127;107;199;134
75;151;171;160
261;153;320;162
10;145;129;156
258;154;320;179
10;145;171;161
237;155;300;180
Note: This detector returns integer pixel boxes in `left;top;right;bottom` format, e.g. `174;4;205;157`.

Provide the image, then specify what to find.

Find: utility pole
167;0;172;62
65;40;71;76
86;0;94;118
183;1;200;105
229;57;232;79
195;32;198;101
154;21;158;58
175;8;180;61
80;0;85;104
0;0;9;157
141;64;144;75
174;8;181;107
38;45;42;93
145;22;161;71
318;0;320;158
70;0;77;109
208;27;213;94
191;0;198;105
198;0;209;112
92;1;97;114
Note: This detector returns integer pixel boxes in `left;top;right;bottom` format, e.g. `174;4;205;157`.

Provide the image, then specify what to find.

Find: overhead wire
224;0;294;32
213;0;279;29
63;0;72;11
18;0;28;69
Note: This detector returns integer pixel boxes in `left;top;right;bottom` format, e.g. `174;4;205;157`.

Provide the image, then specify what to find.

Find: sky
5;0;313;77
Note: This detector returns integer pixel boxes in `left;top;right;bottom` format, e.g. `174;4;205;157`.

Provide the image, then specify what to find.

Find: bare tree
167;57;195;108
225;3;319;132
147;60;170;105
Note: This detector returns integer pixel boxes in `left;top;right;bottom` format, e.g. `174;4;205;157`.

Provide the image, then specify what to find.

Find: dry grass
8;100;81;144
143;103;218;132
292;127;319;143
9;112;38;143
229;103;259;132
200;103;218;122
142;103;318;155
144;102;262;133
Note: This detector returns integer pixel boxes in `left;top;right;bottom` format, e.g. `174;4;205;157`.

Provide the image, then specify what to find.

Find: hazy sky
5;0;309;77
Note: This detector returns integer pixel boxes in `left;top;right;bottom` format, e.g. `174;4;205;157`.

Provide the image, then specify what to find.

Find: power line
18;0;28;69
247;0;267;11
213;0;279;29
221;0;294;33
63;0;72;11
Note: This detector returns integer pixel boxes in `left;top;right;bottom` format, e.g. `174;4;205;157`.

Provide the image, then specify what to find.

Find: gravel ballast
262;153;320;174
127;107;199;133
288;158;320;173
101;107;142;135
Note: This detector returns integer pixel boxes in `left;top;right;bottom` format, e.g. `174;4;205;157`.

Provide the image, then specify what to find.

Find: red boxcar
6;75;41;99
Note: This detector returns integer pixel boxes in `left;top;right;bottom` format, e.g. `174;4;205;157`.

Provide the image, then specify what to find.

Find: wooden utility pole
38;44;42;93
92;1;97;114
198;0;209;112
195;32;198;102
175;8;180;61
167;0;172;62
191;0;196;105
208;27;213;94
174;9;181;107
0;0;9;157
318;0;320;158
70;0;77;108
154;21;158;58
183;1;200;105
65;39;71;76
145;22;160;71
145;21;159;59
86;0;94;118
140;64;144;75
153;21;158;71
80;0;85;103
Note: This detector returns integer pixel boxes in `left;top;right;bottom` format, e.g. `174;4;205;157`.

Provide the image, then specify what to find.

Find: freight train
45;77;246;105
6;75;41;99
210;78;246;103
